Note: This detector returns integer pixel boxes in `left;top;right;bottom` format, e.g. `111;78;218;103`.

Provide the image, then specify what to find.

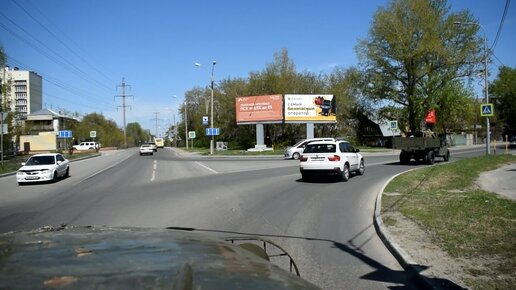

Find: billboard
236;95;283;124
284;94;336;123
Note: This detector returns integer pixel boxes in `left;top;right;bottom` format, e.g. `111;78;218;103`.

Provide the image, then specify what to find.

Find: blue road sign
206;128;220;136
480;104;494;117
58;130;73;138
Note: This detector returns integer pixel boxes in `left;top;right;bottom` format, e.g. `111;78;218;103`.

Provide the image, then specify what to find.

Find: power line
7;55;114;107
491;0;511;52
492;52;506;67
15;0;118;85
115;78;134;148
0;11;113;93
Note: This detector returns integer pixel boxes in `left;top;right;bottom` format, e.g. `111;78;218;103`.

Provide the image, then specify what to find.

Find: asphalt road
0;145;495;289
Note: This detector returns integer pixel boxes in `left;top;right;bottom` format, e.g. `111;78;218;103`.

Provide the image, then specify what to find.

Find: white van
284;138;335;160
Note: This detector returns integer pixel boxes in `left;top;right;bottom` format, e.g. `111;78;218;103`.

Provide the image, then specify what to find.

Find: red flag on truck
425;109;436;125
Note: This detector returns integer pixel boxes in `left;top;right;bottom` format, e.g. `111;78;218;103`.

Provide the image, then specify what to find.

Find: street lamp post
184;101;189;150
454;21;491;155
195;61;217;155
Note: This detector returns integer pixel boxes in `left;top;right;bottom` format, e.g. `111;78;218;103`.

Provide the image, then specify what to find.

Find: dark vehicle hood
0;226;320;290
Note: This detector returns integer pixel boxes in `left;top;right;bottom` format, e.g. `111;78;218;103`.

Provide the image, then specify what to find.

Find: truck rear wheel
399;152;410;164
443;149;450;162
427;151;435;165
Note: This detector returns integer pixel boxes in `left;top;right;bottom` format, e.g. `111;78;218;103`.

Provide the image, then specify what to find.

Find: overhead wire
0;10;114;93
490;0;511;52
7;55;114;109
15;0;118;85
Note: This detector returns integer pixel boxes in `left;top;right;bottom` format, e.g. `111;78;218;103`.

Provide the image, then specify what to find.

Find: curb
0;153;101;178
373;171;430;289
373;170;467;290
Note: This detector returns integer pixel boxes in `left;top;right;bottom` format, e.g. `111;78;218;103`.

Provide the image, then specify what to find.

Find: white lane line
195;162;219;174
151;160;157;182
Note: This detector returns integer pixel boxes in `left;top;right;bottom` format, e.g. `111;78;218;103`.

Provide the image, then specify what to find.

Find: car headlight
17;171;24;176
40;169;51;174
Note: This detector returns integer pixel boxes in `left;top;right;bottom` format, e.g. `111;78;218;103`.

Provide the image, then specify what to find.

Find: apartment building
1;67;43;118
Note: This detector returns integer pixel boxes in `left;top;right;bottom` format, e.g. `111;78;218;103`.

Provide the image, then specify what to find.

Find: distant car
284;138;335;160
73;142;99;151
510;137;516;148
139;144;154;155
16;153;70;185
299;140;364;181
145;142;157;152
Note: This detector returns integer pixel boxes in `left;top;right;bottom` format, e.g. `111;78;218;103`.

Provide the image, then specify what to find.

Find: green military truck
392;134;450;165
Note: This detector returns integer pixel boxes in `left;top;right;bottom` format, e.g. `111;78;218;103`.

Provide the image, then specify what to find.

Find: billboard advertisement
284;94;336;123
236;95;283;124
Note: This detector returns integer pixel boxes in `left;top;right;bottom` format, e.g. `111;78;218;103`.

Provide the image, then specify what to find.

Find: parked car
73;142;99;151
284;138;335;160
299;140;364;181
16;153;70;185
139;144;154;156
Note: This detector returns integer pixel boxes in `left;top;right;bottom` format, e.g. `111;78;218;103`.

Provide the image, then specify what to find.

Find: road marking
195;162;218;174
151;160;157;182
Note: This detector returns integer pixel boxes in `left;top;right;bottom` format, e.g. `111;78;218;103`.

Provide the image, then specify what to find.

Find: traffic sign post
480;104;494;117
58;130;73;138
389;120;398;130
188;131;196;149
202;116;208;126
206;128;220;136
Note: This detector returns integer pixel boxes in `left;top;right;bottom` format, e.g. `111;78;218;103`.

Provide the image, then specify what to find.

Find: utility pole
152;112;162;137
115;78;133;148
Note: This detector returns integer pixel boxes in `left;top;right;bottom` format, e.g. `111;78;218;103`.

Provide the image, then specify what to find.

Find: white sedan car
16;153;70;185
299;140;364;181
139;144;154;155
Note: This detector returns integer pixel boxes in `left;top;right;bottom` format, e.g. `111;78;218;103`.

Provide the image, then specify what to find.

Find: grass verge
382;154;516;289
183;147;285;156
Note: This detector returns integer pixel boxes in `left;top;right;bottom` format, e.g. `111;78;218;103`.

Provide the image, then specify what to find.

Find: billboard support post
306;123;314;139
256;124;264;146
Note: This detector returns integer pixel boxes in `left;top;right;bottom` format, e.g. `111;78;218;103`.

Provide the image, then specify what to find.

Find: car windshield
25;156;55;165
304;144;336;153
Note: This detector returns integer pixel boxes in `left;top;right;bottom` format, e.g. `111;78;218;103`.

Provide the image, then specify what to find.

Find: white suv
73;142;99;151
299;140;364;181
284;138;335;160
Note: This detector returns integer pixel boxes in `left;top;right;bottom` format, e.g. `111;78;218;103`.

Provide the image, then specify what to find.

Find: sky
1;0;514;136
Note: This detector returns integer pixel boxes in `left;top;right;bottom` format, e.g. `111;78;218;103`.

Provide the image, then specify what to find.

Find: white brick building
1;67;43;117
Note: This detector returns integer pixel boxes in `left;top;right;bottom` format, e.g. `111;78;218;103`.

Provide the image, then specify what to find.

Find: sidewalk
477;158;516;200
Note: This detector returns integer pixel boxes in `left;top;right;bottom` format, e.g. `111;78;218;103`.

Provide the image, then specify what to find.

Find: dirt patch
381;211;508;289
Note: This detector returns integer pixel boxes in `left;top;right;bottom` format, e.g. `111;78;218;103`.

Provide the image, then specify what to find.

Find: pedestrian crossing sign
480;104;494;117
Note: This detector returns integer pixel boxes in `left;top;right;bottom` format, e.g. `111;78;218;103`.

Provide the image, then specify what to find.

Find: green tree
75;113;124;148
356;0;482;133
0;44;16;154
490;66;516;137
126;122;150;147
